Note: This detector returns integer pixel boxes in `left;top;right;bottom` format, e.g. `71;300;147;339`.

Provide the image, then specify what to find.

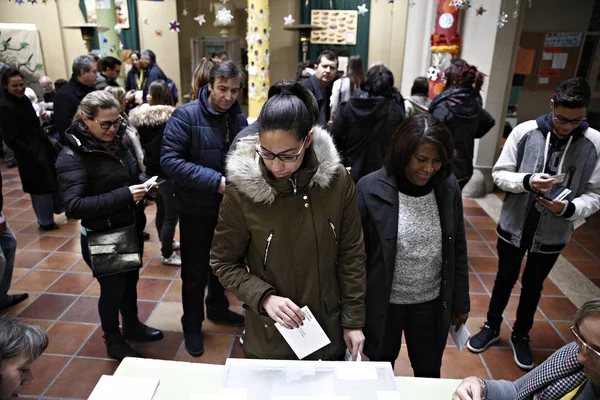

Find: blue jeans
0;218;17;307
30;191;65;226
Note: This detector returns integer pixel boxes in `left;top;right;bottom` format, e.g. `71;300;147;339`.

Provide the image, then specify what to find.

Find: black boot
103;333;143;361
122;321;164;342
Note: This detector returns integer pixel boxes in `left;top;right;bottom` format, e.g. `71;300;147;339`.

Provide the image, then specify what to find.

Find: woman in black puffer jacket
429;61;496;189
56;91;163;361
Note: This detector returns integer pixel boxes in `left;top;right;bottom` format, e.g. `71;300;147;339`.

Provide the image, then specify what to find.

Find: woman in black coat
429;61;495;189
0;69;63;230
330;64;404;183
356;114;470;378
55;91;163;361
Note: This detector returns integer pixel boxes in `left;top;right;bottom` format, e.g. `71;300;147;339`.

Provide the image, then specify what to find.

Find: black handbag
87;224;142;278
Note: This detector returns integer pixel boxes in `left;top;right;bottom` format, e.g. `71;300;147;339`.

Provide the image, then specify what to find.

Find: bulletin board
518;32;544;91
534;32;584;90
310;10;358;45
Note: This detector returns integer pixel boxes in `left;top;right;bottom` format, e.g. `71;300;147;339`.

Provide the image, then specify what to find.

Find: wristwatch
478;377;488;399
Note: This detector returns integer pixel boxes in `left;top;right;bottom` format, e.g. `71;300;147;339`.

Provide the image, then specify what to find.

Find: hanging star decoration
155;29;163;37
143;16;149;25
216;8;234;24
497;11;508;27
42;0;47;4
182;8;189;16
114;24;122;35
30;0;37;5
220;0;228;3
476;6;486;15
409;1;417;7
194;14;206;26
357;3;369;15
388;0;394;3
15;0;24;5
169;20;181;32
283;14;295;26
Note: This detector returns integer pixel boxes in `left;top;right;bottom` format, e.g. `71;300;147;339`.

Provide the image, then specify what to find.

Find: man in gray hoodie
467;78;600;370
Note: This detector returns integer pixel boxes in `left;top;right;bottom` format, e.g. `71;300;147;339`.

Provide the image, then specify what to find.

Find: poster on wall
310;10;358;45
85;0;130;28
0;23;45;83
543;32;582;48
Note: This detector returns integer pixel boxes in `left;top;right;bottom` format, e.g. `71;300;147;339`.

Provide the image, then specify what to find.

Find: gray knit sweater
390;190;442;304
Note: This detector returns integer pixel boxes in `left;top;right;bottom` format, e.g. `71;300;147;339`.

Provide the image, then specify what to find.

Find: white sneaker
161;252;181;266
173;240;181;251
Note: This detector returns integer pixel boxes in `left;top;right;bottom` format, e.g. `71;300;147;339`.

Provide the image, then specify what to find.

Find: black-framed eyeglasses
255;136;307;163
93;116;124;131
570;326;600;364
552;106;586;126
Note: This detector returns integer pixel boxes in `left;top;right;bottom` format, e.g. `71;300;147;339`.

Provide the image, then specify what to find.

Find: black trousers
81;233;141;334
180;212;230;333
379;298;443;378
487;238;560;335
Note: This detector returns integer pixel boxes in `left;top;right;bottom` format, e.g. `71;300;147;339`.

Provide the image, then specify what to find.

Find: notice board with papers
517;31;584;91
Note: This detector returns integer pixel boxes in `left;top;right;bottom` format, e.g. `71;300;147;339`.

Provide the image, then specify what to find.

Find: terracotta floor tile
591;278;600;288
3;207;24;219
467;241;495;257
19;293;76;320
552;321;574;343
145;302;183;331
176;333;233;364
15;318;53;330
464;207;489;217
465;318;513;348
469;257;499;273
584;245;600;259
78;326;109;358
46;322;96;355
18;223;48;236
478;229;498;243
133;330;183;360
503;296;545;320
3;189;26;199
540;278;564;296
478;273;521;296
481;349;528;381
35;252;82;271
468;273;486;294
229;336;245;358
14;250;50;269
140;259;179;279
11;267;29;282
43;222;81;237
570;260;600;278
47;273;94;295
25;236;69;252
4;292;40;317
462;198;479;208
15;233;39;249
8;220;34;233
465;228;482;241
468;294;491;318
60;296;100;323
83;279;100;296
143;241;162;257
467;217;498;229
561;244;595;261
504;320;567;350
137;277;170;301
6;198;32;209
532;349;556;367
70;259;92;273
57;237;82;253
441;347;490;379
137;300;158;324
538;297;578;321
13;209;38;221
11;270;62;292
203;308;240;335
20;354;70;396
46;357;119;399
393;346;414;377
162;280;182;302
571;231;600;246
225;290;243;307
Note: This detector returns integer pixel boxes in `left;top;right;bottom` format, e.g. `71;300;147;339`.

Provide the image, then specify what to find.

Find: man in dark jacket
95;56;121;90
300;50;338;127
54;55;97;143
140;50;168;102
331;64;405;183
161;61;247;357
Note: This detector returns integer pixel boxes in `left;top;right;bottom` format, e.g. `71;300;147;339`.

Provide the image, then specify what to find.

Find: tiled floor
0;166;591;399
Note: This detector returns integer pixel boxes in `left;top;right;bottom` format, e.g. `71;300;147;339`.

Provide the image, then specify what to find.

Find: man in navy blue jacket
161;61;247;357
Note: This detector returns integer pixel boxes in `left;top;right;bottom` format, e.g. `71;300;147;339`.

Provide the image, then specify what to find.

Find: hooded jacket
142;62;168;101
429;87;496;181
404;95;431;118
129;104;175;177
210;127;366;360
53;76;95;143
160;85;248;216
0;89;59;194
330;93;404;183
493;115;600;253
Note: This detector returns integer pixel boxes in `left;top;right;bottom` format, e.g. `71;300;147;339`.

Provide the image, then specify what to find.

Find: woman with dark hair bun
429;61;496;189
211;81;367;361
357;113;470;377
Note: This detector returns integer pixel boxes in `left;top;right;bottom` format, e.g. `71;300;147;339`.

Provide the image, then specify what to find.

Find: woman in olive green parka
210;81;366;361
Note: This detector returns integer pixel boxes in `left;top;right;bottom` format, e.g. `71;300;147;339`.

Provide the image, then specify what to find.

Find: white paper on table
88;375;159;400
552;53;568;69
450;324;471;352
542;52;554;61
189;388;248;400
376;391;401;400
335;361;378;381
274;306;331;360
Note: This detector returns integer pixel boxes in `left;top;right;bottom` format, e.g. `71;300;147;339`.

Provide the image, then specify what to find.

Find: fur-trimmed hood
226;126;341;205
128;104;175;128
